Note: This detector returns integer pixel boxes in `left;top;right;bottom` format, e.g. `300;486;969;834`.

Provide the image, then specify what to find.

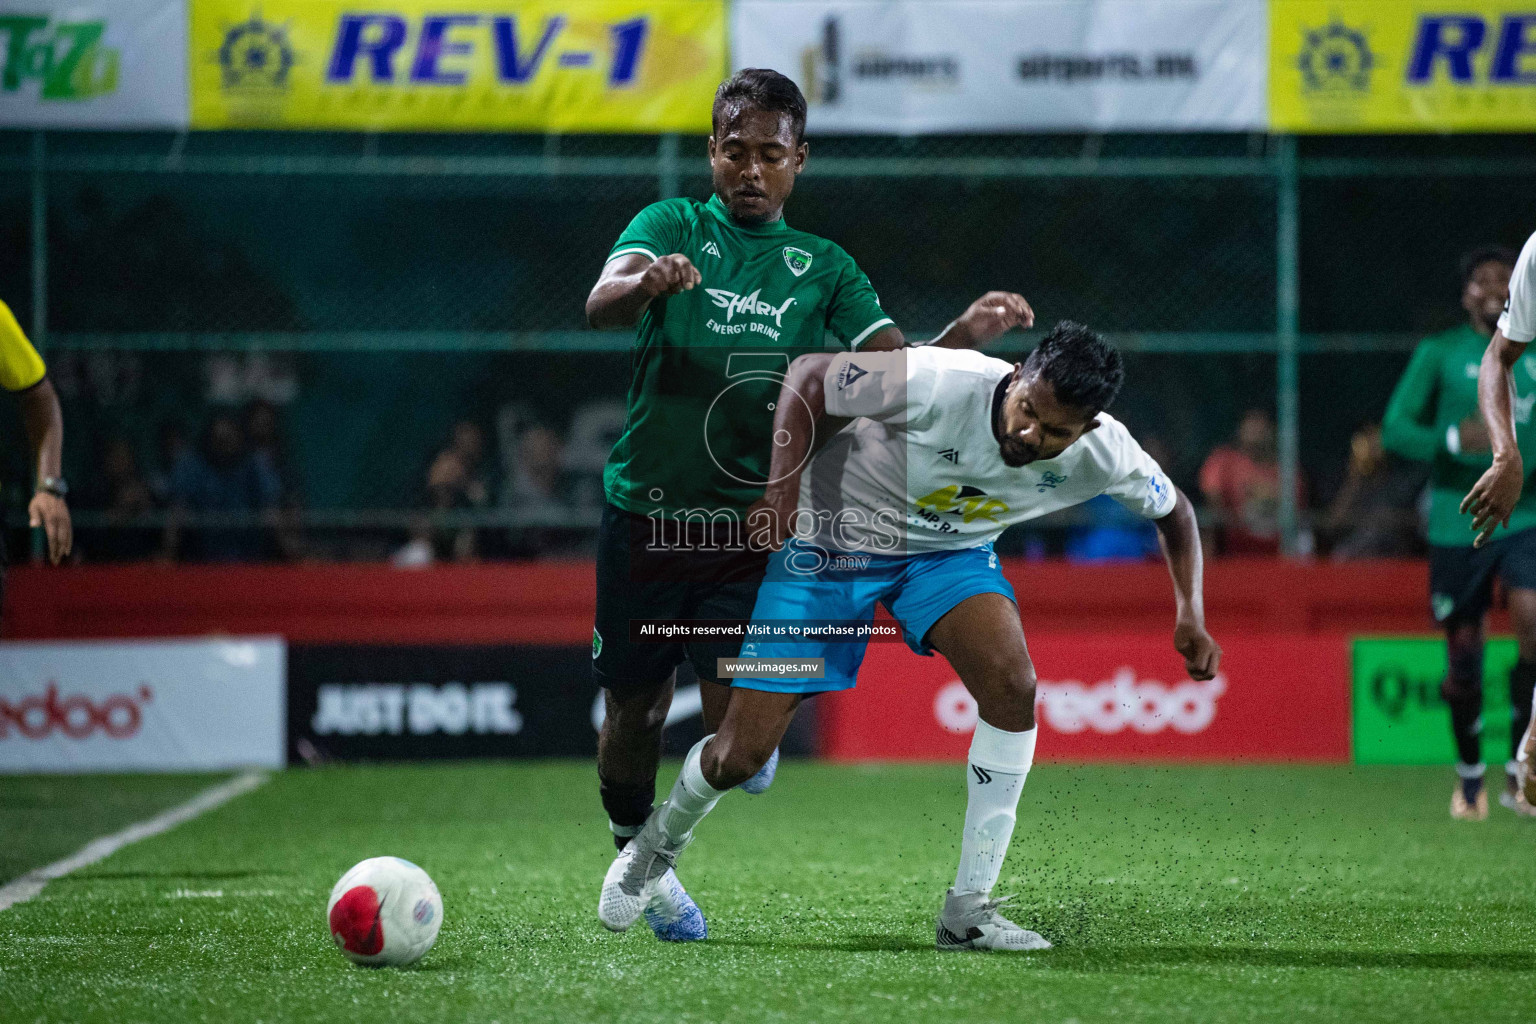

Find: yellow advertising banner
190;0;726;131
1272;1;1536;132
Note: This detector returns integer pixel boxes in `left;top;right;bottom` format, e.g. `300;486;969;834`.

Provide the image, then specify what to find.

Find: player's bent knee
700;734;770;791
605;684;672;735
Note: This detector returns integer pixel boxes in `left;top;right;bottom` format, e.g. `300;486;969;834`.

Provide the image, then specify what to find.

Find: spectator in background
162;410;281;562
503;423;583;558
1199;409;1307;556
147;420;191;506
394;420;489;566
76;436;157;561
1321;423;1426;558
243;398;307;560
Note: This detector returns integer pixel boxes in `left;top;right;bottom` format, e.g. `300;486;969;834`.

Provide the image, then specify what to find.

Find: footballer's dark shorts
1430;526;1536;626
592;502;769;694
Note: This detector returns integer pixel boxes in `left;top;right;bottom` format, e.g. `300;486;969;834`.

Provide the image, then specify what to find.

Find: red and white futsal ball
327;857;443;967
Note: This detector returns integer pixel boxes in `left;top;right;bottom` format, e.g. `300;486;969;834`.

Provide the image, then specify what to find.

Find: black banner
286;645;814;763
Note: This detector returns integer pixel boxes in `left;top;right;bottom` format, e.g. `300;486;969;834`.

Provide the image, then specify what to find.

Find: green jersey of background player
583;68;1035;942
1383;244;1536;820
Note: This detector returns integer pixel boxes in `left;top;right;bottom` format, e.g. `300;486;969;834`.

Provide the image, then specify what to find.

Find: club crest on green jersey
783;247;813;277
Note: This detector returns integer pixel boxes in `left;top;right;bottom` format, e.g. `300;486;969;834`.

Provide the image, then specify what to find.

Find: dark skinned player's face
1463;259;1512;332
708;105;806;224
995;370;1098;467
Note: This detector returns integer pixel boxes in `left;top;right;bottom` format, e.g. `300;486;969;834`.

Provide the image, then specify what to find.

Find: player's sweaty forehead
713;105;799;150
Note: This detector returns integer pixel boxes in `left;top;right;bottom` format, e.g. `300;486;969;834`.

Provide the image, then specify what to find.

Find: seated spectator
503;423;585;558
1199;409;1307;556
162;411;281;562
75;436;157;561
393;420;488;566
243;397;307;560
1322;423;1427;559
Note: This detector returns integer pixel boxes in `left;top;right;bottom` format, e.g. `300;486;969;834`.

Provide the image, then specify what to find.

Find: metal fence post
30;131;46;351
1275;134;1301;556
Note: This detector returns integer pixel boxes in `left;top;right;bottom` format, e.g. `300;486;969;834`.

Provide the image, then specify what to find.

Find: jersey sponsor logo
836;361;867;390
701;241;721;258
1035;470;1067;493
938;447;959;464
1149;474;1170;507
704;288;797;326
782;246;813;277
916;484;1010;525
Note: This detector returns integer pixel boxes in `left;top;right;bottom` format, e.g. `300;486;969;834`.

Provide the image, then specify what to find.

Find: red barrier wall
2;557;1441;643
820;634;1352;763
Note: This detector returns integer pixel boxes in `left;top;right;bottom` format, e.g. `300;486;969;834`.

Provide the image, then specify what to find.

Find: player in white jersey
1463;229;1536;801
599;321;1221;949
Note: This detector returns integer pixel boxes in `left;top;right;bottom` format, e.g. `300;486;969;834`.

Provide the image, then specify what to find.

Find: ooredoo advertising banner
0;1;188;128
0;638;285;772
190;0;727;132
819;633;1350;762
732;0;1269;133
1272;1;1536;132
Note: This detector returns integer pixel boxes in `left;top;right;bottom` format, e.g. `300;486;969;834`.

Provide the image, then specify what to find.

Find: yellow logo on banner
1272;1;1536;132
190;0;725;132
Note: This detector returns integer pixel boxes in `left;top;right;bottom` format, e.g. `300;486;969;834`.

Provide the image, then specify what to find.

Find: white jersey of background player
1464;229;1536;800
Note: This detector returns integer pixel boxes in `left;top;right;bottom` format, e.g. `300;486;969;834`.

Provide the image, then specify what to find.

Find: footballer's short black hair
712;69;808;144
1460;244;1517;288
1022;320;1124;414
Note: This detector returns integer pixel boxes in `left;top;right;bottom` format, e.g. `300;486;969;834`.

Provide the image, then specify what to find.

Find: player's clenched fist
1173;619;1222;681
640;254;702;298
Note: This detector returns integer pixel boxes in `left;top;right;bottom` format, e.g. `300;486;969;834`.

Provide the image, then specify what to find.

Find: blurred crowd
58;388;1432;565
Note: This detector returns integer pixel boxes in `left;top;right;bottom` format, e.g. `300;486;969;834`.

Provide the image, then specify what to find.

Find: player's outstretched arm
746;353;836;551
584;252;701;329
1462;328;1529;546
1153;487;1220;681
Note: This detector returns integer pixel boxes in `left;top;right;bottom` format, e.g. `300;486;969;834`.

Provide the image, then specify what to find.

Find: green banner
1352;637;1519;765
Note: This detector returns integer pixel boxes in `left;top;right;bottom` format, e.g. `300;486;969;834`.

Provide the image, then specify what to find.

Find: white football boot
935;888;1052;952
598;814;691;933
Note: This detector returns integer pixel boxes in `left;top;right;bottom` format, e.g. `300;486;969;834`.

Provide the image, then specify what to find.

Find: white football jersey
1500;229;1536;345
798;346;1175;554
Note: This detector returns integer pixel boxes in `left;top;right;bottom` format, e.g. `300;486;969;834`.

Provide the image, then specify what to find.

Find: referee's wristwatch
37;476;68;498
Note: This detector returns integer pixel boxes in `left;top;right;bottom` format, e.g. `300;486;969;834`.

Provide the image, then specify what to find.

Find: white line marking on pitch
0;770;269;913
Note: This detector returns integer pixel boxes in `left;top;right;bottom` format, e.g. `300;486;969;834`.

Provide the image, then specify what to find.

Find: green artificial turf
2;762;1534;1023
0;773;224;886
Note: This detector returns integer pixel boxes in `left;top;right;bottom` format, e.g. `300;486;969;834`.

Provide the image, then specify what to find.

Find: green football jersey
1382;323;1536;547
602;194;894;516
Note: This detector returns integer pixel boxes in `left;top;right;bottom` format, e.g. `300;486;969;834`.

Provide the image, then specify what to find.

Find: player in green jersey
585;69;1033;940
1383;245;1536;820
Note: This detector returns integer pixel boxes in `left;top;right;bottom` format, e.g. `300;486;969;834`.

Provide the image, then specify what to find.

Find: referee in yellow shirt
0;299;71;587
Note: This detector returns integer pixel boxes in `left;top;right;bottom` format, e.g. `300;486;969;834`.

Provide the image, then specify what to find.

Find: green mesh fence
0;130;1531;561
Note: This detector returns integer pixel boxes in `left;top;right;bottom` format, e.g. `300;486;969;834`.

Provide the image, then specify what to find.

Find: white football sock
657;735;729;844
954;721;1037;896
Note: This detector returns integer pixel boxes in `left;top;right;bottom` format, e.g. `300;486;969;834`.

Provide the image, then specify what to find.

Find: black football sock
1442;639;1485;767
600;776;654;851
